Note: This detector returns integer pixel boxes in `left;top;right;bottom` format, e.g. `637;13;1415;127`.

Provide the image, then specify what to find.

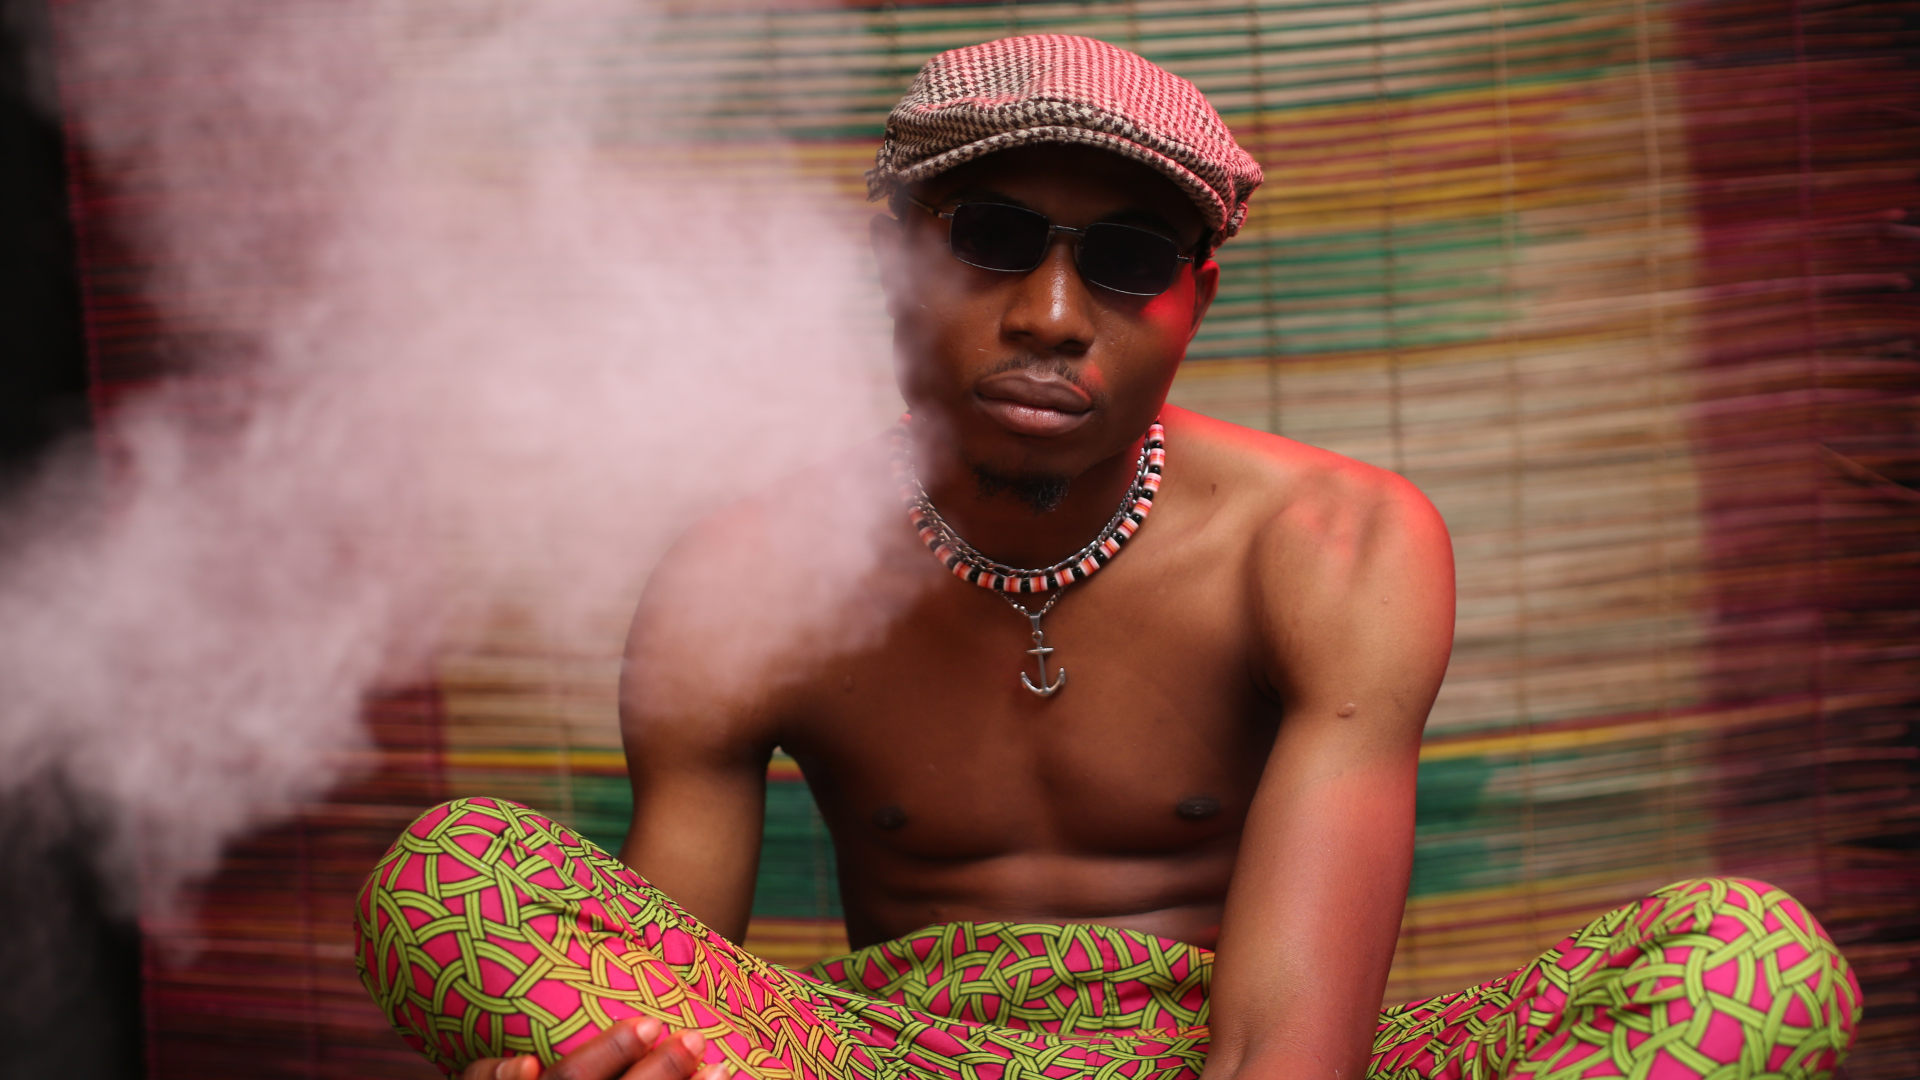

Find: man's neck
911;429;1150;570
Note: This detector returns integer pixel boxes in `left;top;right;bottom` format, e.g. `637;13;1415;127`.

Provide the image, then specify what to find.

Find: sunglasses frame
906;195;1193;297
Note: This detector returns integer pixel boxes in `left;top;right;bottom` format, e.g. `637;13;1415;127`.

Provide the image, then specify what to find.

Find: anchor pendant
1020;611;1067;697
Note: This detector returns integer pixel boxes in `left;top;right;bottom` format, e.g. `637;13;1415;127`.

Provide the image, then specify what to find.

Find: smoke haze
2;0;898;915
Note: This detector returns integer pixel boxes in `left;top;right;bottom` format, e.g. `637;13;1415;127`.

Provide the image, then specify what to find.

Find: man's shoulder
1162;410;1453;700
1162;404;1437;536
632;429;908;681
648;430;897;589
625;429;906;730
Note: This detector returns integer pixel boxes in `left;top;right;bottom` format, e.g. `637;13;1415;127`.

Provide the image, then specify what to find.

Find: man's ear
1186;257;1221;344
870;212;911;321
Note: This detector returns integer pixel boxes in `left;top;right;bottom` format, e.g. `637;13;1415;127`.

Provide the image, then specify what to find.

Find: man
357;35;1858;1080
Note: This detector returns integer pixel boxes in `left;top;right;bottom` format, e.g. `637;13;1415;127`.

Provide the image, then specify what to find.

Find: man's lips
974;370;1093;437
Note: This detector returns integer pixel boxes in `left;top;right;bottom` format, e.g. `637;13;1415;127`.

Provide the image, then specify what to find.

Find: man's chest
775;555;1283;862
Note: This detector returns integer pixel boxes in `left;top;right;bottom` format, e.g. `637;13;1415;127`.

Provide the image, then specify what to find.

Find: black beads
872;805;908;830
1175;796;1221;820
893;420;1165;594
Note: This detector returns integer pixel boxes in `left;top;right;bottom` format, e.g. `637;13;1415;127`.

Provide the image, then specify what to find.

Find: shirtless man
362;35;1857;1080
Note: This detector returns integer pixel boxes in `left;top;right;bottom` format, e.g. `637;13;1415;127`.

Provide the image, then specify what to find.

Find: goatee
973;465;1071;514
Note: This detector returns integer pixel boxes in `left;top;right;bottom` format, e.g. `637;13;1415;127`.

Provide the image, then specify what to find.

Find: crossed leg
356;799;1860;1080
1372;878;1861;1078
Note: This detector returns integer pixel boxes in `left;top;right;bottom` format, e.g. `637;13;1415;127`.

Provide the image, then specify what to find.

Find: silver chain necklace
889;419;1167;697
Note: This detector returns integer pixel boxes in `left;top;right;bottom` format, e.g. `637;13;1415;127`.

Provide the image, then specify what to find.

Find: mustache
986;354;1084;384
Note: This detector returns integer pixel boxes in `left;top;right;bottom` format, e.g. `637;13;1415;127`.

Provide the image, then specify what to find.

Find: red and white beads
890;419;1166;593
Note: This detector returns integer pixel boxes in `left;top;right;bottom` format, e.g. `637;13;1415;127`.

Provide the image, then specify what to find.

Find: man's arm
1202;466;1454;1080
616;510;787;942
456;517;785;1080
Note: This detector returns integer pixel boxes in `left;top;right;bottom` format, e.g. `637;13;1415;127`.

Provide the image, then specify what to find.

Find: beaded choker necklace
889;418;1166;697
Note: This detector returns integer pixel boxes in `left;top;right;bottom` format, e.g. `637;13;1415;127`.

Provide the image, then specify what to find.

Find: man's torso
704;406;1398;949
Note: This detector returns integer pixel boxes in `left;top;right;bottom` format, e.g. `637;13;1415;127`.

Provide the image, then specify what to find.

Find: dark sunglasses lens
1079;223;1182;296
948;203;1051;272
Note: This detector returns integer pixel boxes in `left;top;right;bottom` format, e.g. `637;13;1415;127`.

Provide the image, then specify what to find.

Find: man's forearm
1199;763;1413;1080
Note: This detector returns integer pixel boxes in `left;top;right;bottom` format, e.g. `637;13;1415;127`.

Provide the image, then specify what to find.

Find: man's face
872;144;1220;493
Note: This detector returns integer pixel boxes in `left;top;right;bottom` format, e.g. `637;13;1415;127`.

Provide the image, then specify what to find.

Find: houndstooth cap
868;35;1264;249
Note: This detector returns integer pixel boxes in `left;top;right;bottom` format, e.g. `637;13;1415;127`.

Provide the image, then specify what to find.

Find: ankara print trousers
356;799;1861;1080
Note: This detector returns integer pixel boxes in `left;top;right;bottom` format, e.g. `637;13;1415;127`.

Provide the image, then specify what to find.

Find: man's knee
1650;878;1837;945
356;798;569;939
397;796;548;846
1647;878;1862;1052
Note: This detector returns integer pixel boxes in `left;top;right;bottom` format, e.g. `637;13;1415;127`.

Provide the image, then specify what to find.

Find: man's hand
460;1018;734;1080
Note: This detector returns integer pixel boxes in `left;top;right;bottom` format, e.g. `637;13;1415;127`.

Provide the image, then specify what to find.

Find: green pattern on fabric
357;800;1859;1079
1370;878;1863;1078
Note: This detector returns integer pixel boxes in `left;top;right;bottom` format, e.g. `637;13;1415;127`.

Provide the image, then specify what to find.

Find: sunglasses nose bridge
1031;226;1099;295
1049;224;1093;264
1014;224;1084;272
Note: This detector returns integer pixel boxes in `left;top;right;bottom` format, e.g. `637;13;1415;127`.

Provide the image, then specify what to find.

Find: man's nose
1001;236;1096;356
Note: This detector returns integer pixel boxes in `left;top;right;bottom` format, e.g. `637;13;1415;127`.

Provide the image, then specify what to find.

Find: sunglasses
908;196;1194;297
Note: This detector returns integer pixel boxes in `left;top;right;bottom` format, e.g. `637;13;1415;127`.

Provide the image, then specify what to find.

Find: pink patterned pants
356;799;1861;1079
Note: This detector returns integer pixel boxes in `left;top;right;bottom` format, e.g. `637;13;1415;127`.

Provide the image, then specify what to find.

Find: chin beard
973;464;1071;514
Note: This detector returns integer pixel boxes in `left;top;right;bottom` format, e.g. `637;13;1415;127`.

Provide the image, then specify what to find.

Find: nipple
872;805;908;830
1175;796;1221;820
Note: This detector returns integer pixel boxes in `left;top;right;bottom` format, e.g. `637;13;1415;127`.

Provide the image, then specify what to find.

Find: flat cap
868;34;1264;248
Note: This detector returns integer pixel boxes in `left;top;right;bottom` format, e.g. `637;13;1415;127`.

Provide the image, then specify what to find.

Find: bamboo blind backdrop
61;0;1916;1077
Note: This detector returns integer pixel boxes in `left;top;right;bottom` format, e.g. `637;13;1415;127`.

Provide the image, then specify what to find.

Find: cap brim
869;125;1239;246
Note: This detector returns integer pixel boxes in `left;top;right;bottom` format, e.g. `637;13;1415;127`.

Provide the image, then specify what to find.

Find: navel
1175;796;1220;821
872;805;908;830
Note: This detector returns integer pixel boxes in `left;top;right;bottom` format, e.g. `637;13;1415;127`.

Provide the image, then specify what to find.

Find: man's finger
461;1058;536;1080
618;1028;711;1080
544;1017;667;1080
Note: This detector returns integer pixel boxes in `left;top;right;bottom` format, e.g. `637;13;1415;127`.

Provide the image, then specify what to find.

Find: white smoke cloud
1;0;898;911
